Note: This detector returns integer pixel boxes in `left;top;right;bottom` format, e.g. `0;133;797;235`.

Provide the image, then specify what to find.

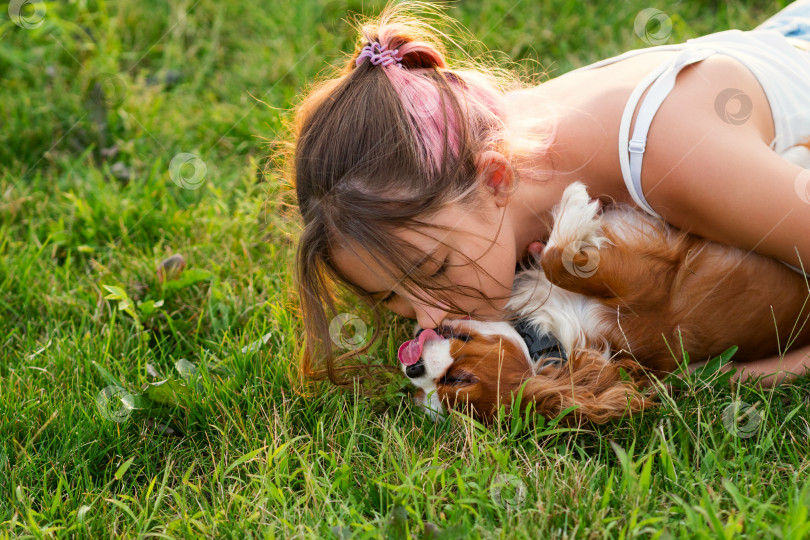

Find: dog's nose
405;360;425;378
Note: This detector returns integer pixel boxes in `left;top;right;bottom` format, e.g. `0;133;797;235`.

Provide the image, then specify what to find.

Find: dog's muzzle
398;328;443;378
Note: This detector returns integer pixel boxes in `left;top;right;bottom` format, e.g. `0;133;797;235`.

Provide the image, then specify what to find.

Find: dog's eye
439;371;474;386
438;325;471;342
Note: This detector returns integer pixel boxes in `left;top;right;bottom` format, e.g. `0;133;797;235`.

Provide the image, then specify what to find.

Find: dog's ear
515;350;659;425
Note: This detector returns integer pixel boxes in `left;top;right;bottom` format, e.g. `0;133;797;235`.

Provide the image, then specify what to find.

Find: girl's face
332;196;519;330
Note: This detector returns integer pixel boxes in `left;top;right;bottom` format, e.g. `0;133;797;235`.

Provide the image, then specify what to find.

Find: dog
399;181;810;425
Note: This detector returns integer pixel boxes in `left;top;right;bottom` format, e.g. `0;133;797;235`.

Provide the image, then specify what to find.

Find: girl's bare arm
621;59;810;386
648;129;810;273
630;56;810;270
689;343;810;388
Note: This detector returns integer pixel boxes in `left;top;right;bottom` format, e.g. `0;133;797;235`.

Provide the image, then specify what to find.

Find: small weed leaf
241;332;273;354
694;347;739;386
113;456;135;481
175;358;198;381
102;284;138;320
142;379;193;409
137;299;164;317
161;268;214;292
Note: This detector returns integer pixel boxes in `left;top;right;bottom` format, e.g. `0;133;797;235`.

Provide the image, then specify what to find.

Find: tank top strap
618;47;716;218
572;37;810;280
567;44;691;74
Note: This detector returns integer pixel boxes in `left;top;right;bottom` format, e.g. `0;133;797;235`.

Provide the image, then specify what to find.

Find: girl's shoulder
504;48;775;194
531;47;773;141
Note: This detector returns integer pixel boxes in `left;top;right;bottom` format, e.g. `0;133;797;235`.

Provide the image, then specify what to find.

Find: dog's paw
547;182;606;252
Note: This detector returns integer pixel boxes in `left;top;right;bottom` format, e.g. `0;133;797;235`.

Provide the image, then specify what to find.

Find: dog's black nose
405;361;425;378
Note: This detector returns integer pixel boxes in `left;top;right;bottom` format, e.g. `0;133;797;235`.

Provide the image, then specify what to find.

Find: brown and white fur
403;180;810;425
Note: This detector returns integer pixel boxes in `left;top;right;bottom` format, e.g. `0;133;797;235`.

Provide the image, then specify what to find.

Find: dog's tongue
397;328;441;366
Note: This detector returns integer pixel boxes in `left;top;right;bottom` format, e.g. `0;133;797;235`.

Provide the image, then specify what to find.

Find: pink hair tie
355;42;404;69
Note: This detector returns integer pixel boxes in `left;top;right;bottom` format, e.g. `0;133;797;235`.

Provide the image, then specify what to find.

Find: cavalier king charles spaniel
399;181;810;425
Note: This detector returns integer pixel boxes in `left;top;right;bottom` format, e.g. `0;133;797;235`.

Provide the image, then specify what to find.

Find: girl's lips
397;328;442;366
527;241;545;258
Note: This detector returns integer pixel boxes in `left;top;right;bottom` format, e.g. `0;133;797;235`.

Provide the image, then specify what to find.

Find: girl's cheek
385;299;415;319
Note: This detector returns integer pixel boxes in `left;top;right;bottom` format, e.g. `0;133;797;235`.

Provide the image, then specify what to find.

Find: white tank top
569;28;810;217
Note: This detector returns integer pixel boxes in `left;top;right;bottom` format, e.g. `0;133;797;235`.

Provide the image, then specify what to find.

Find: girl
292;2;810;388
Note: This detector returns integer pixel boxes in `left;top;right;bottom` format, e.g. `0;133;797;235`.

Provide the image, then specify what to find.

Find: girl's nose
413;302;449;330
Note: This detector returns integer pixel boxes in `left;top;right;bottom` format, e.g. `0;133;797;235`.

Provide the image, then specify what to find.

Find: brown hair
290;2;554;386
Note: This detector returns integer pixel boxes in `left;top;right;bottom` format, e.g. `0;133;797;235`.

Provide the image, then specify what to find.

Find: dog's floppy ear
515;350;659;425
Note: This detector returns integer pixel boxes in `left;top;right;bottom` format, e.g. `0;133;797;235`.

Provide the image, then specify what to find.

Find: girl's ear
476;150;515;208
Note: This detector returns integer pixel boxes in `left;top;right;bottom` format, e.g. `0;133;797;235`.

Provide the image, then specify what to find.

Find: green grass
2;0;809;537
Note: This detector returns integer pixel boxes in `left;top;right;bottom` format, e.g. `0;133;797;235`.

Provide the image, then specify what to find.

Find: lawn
2;0;810;537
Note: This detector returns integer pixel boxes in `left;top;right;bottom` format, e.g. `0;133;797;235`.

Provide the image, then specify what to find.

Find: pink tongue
397;328;441;366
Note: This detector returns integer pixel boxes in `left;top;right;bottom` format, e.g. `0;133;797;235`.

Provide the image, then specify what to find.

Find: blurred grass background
3;0;810;537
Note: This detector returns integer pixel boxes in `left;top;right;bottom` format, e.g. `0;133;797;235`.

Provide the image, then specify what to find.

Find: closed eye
379;257;448;305
432;258;448;278
437;324;471;342
439;370;475;386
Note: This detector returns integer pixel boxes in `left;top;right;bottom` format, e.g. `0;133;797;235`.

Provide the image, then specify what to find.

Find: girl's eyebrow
366;246;444;296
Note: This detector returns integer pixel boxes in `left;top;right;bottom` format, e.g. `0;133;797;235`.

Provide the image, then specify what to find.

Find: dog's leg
540;182;688;305
542;181;607;284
